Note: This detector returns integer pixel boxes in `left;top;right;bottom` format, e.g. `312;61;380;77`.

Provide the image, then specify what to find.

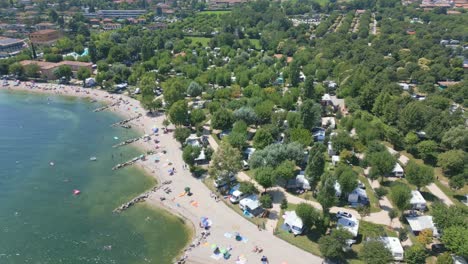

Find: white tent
392;163;404;177
283;211;304;235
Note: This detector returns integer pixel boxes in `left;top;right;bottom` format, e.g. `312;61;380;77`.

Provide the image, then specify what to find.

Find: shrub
280;198;288;210
260;194;273;208
375;187;388;199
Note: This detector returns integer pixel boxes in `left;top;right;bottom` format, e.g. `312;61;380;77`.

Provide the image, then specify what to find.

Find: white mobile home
410;190;427;211
406;215;439;237
392;163;404;177
380;237;404;261
283;211;304;235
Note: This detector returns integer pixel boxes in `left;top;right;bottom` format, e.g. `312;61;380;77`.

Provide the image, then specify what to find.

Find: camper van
230;190;247;204
239;195;264;217
214;173;236;188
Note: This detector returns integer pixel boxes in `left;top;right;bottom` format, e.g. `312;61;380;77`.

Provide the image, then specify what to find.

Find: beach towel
210;254;223;260
178;192;186;197
191;201;199;207
224;233;233;238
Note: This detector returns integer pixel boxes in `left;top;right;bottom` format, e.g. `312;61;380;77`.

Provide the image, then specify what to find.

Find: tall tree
168;100;189;126
305;143;326;188
303;76;315;99
318;229;353;261
295;203;321;231
254;166;276;192
405;161;434;190
437;150;466;176
441;226;468;258
209;142;242;180
389;183;411;213
300;99;321;130
76;67;91;87
359;240;393;264
317;174;338;214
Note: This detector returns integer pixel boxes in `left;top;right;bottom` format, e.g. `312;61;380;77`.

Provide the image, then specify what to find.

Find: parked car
336;211;353;219
431;244;446;254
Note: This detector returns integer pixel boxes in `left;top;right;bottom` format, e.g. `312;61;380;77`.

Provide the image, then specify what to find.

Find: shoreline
2;84;196;263
2;82;323;264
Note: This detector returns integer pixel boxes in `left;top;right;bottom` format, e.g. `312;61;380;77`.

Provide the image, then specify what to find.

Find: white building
380;237;404;261
337;217;359;244
392;163;404;177
283;211;304;235
332;155;340;166
410;190;427;211
406;215;439;237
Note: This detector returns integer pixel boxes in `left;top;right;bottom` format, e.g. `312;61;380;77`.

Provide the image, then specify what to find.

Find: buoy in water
73;189;81;195
90;156;97;161
49;162;54;166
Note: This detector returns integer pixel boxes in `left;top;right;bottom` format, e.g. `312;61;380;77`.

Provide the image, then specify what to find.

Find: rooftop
410;190;426;205
380;236;404;254
406;215;437;233
337;217;359;237
0;37;24;46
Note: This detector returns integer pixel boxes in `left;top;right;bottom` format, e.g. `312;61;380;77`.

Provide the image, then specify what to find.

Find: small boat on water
90;157;97;161
73;189;81;195
49;161;55;166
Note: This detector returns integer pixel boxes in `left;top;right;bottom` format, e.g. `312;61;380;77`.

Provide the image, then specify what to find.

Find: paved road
426;183;454;206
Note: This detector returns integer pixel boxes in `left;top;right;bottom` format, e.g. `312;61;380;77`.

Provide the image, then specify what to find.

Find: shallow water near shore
0;91;189;264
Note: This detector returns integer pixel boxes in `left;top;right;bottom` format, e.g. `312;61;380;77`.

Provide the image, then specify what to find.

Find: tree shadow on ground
421;191;437;202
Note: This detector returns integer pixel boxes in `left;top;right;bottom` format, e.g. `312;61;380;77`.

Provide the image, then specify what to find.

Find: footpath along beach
3;82;323;264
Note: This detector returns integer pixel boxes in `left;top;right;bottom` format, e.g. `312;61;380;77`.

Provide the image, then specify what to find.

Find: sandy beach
2;82;323;264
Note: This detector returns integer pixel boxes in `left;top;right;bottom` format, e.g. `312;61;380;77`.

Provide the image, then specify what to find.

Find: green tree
389;183;411;213
359;240;393;264
163;78;187;108
53;65;72;80
259;194;273;208
405;161;434;190
209;142;242;182
275;160;296;181
437;150;466;176
212;109;234;130
405;244;428;264
442;125;468;151
239;181;258;195
304;76;315;99
305;143;326;188
337;166;358;196
173;127;191;145
187;81;203;97
318;229;353;260
290;128;312;146
332;131;354;153
254;166;276;192
76;67;91;87
416;140;438;161
227;132;247;149
436;252;454;264
253;128;274;149
441;226;468;258
317;174;338;214
24;64;40;78
254;100;275;124
295;203;321;231
9;63;24;78
168;100;189;126
190;109;206;126
367;150;396;180
249;142;305;168
182;145;202;166
431;202;468;231
300;100;321;130
290;61;301;87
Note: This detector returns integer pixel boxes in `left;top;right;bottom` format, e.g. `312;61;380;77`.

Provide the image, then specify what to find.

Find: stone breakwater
93;101;119;112
112;155;145;170
113;180;172;213
112;136;142;148
110;114;142;127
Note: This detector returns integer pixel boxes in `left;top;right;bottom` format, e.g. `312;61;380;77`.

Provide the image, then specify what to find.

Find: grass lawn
199;10;231;15
274;204;323;257
187;37;211;46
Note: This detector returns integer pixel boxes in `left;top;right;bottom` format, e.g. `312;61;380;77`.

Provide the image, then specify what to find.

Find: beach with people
2;81;322;264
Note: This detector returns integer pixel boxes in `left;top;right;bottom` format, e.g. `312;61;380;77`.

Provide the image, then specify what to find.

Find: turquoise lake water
0;90;189;264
